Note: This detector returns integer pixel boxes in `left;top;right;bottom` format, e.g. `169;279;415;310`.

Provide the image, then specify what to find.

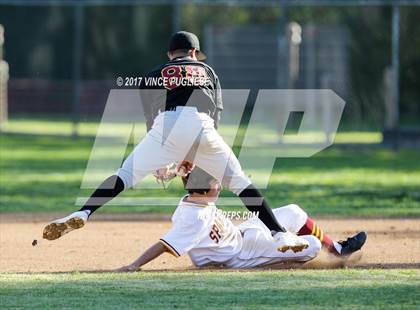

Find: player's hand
153;161;194;186
115;264;141;272
176;161;195;177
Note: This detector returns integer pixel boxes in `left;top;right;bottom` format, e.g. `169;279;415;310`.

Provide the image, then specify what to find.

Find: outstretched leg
297;217;342;254
269;204;367;256
43;175;126;240
43;121;187;240
238;184;286;232
79;175;125;216
297;216;367;256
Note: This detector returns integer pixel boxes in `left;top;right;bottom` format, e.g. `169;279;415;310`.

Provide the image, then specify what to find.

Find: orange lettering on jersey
209;223;222;243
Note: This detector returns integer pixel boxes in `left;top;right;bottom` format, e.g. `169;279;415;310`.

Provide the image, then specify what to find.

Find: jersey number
161;65;206;90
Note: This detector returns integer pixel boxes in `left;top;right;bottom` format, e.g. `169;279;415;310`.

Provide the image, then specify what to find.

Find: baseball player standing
43;31;305;249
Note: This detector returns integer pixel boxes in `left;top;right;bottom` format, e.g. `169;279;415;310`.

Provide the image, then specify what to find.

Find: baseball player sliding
117;168;367;271
43;31;307;249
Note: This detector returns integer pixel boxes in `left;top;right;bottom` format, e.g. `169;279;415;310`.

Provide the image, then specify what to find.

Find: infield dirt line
1;219;419;273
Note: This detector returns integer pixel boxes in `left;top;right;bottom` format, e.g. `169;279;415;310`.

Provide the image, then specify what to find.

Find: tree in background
0;4;418;125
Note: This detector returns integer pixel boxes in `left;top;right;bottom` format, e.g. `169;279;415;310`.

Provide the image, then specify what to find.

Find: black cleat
339;231;367;256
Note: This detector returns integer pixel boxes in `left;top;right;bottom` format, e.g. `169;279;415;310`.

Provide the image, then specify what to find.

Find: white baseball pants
117;107;251;195
225;204;322;268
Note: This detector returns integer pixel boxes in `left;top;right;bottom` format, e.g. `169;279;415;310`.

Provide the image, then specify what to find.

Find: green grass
0;270;419;309
1;120;419;309
1;131;419;216
3;117;383;144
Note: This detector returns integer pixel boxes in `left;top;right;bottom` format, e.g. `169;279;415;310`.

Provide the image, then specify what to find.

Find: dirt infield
0;217;419;272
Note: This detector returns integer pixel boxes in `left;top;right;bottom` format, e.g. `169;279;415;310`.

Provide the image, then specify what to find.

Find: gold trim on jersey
159;239;180;257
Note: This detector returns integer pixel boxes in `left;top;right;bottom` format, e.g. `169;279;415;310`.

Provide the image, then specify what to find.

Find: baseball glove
153;161;195;188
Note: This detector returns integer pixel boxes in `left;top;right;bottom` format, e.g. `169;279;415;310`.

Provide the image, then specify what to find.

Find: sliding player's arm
117;242;168;272
117;208;203;272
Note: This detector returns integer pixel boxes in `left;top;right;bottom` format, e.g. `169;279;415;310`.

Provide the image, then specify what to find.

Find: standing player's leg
42;174;126;241
271;204;367;256
80;130;180;216
43;108;212;240
43;126;188;240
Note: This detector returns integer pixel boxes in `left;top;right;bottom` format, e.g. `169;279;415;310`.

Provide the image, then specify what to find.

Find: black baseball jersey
139;56;223;131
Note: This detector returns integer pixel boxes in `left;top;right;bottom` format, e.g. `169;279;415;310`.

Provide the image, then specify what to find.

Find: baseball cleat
339;231;367;256
43;210;89;240
274;231;310;253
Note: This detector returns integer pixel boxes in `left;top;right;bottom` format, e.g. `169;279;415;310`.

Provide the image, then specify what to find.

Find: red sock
298;217;339;254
